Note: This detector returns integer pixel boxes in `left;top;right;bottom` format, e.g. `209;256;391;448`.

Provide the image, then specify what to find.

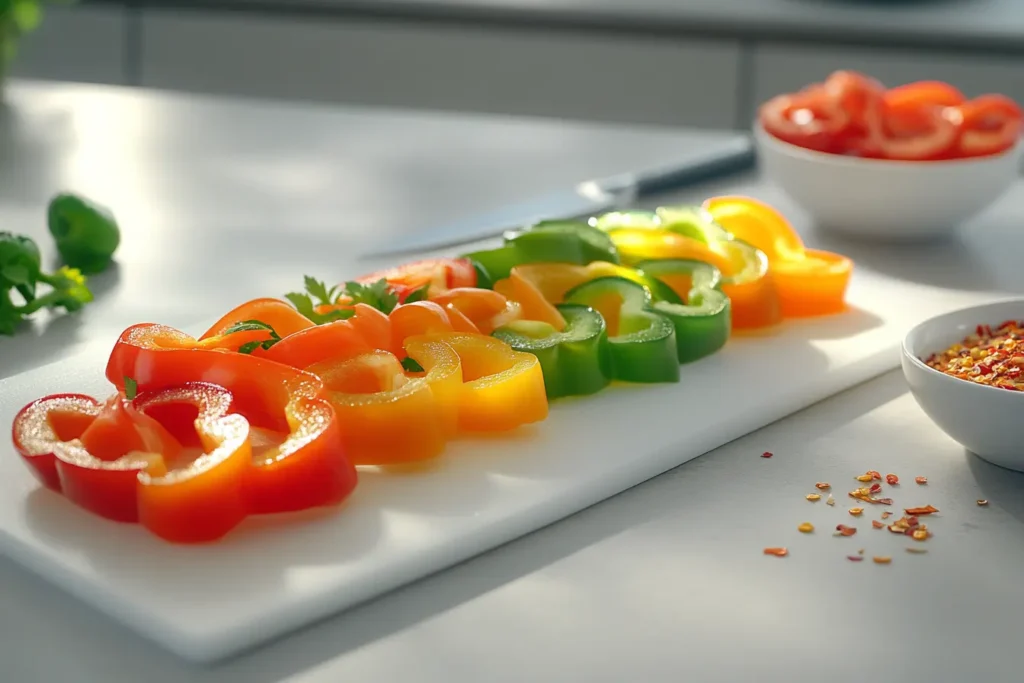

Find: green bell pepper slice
637;259;731;363
47;192;121;275
492;303;612;399
563;276;679;384
461;221;620;281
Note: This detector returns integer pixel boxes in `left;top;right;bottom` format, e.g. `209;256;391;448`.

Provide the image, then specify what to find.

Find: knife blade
361;136;754;258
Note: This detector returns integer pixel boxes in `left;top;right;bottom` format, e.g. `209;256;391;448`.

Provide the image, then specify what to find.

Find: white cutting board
0;268;997;663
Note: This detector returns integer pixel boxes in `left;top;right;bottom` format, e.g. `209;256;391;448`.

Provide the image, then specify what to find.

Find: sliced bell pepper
563;277;679;384
429;287;513;335
955;94;1023;158
701;197;852;317
502;261;682;308
492;271;566;332
390;300;480;351
355;257;479;301
105;323;357;515
200;298;316;355
593;209;781;330
492;303;611;399
12;383;256;543
307;343;461;465
406;333;548;432
462;221;620;281
635;259;731;363
261;303;390;369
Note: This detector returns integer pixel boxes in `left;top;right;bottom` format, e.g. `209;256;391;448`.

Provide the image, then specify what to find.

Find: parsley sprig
222;319;283;354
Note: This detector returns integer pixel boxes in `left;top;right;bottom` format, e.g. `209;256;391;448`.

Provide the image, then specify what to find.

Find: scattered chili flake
905;505;939;516
915;476;928;485
847;555;864;562
885;473;899;485
924;322;1024;391
764;547;788;557
869;483;882;494
826;494;835;506
977;499;989;506
872;556;892;564
849;507;864;516
867;470;882;481
798;522;814;533
906;516;920;527
912;529;930;541
761;451;773;459
849;488;894;505
906;547;928;554
835;524;857;537
815;482;831;490
806;494;821;502
855;474;874;482
872;520;885;529
881;511;892;519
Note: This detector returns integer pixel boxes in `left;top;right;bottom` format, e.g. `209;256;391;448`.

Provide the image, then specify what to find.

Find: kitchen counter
5;80;1024;682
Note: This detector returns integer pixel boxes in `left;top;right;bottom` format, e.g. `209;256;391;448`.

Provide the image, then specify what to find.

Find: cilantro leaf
222;319;280;337
401;357;425;373
285;291;354;325
403;283;431;304
343;278;400;314
124;376;138;400
304;275;339;306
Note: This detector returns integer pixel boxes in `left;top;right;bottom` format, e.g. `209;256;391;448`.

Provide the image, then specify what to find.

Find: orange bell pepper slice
492;273;566;332
261;303;386;369
105;323;357;516
389;300;480;351
12;384;256;543
703;196;853;317
200;298;315;355
406;333;548;432
307;339;462;465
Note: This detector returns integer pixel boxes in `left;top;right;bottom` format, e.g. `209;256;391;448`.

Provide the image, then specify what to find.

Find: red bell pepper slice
356;257;478;302
863;100;961;161
105;323;356;515
759;85;851;153
883;80;966;109
955;94;1023;158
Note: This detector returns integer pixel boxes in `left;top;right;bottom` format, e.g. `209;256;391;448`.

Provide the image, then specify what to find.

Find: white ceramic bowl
902;299;1024;471
755;123;1021;241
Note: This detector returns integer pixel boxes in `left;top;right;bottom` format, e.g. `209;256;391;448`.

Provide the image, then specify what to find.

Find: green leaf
1;263;30;286
237;341;262;355
343;278;399;314
303;275;338;306
285;291;355;325
124;376;138;400
403;283;431;304
401;357;424;373
12;1;42;34
222;319;280;338
260;338;280;350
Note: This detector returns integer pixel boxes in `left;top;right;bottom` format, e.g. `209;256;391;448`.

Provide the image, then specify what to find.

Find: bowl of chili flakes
902;299;1024;471
755;71;1022;242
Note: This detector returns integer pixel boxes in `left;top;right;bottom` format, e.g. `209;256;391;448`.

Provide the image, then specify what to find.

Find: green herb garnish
342;278;400;314
222;319;283;353
401;357;425;373
285;275;354;324
124;376;138;400
403;283;431;304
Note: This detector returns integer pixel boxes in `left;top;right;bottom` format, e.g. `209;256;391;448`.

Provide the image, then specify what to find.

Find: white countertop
4;80;1024;682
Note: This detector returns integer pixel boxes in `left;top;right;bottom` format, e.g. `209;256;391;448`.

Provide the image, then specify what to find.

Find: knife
361;136;755;258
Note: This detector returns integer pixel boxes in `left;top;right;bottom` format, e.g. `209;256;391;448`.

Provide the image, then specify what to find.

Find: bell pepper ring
758;85;851;153
701;198;852;317
564;276;680;384
491;272;567;332
306;341;462;465
405;333;548;432
13;383;256;543
200;297;316;355
955;94;1023;158
593;209;781;330
105;322;357;516
492;303;612;399
355;257;479;301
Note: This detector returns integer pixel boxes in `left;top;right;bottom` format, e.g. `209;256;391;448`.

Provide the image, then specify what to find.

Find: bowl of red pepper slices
755;71;1023;241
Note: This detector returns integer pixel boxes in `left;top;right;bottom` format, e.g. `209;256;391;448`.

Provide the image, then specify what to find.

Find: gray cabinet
138;10;743;128
749;43;1024;123
11;6;128;85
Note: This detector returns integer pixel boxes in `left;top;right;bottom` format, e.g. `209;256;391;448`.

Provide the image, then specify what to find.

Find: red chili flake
906;516;920;527
815;482;831;490
885;473;899;485
869;483;882;494
847;555;864;562
763;547;788;557
835;524;857;537
761;451;773;458
872;520;885;529
915;476;928;485
867;470;882;481
881;511;892;519
905;505;939;516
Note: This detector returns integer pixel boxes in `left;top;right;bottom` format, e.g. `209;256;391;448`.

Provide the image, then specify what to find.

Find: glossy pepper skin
593;209;782;330
105;323;357;516
493;303;612;399
12;384;255;543
635;259;731;363
462;221;620;281
702;196;852;317
47;192;121;275
564;277;680;384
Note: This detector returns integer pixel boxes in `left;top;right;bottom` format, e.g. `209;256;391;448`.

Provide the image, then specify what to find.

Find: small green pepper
0;231;94;336
47;192;121;274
